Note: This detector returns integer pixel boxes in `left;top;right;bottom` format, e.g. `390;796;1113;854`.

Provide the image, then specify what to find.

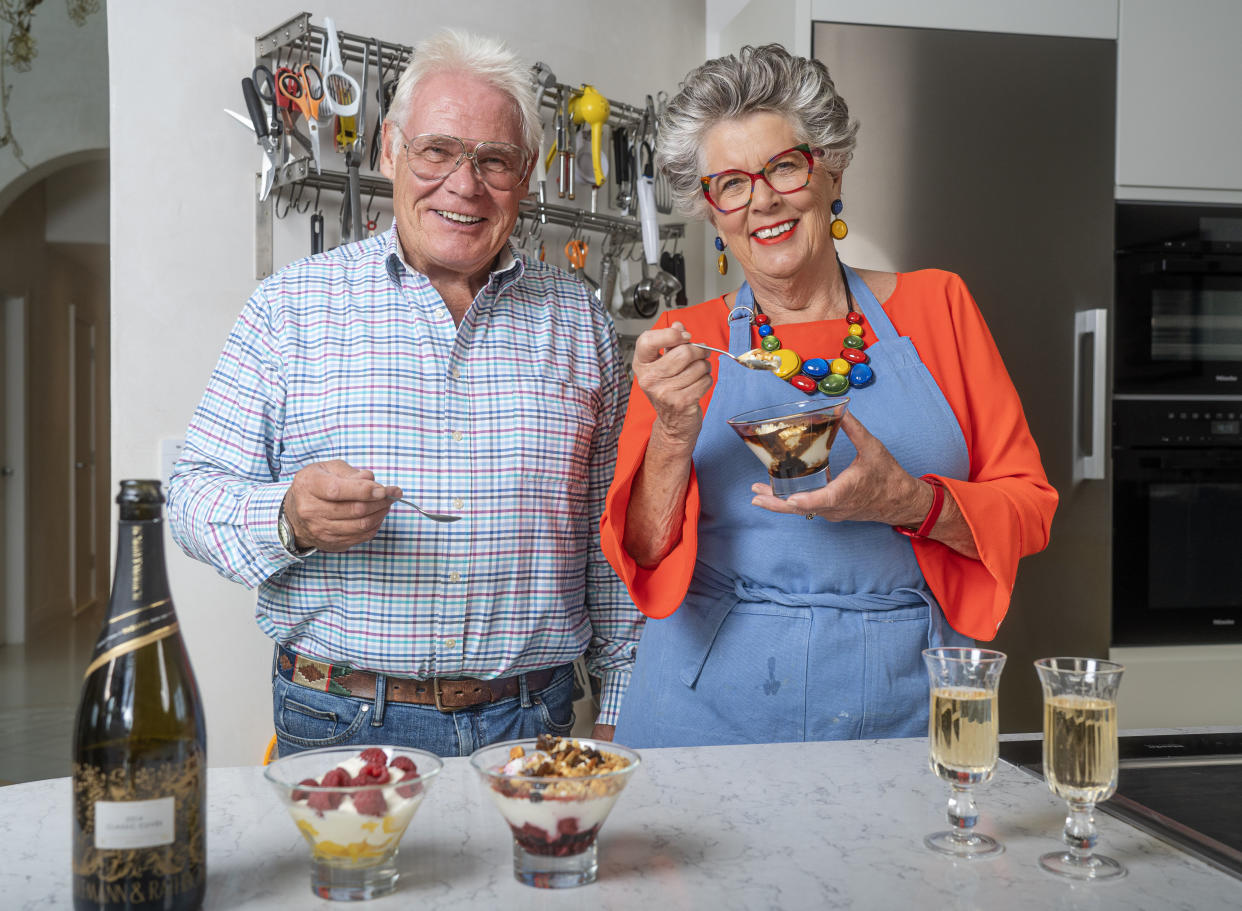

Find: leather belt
276;646;557;712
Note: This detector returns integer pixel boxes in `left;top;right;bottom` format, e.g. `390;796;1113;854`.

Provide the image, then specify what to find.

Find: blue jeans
271;660;577;759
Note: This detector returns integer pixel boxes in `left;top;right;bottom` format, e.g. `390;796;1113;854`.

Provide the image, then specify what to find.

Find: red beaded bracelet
893;475;945;539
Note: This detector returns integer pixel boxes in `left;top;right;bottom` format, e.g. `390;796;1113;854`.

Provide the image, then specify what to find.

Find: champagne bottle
72;480;207;910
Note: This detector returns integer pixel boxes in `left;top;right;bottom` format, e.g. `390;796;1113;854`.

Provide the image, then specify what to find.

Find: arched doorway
0;154;110;784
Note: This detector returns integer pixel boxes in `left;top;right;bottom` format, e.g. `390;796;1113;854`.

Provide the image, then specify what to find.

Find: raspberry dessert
283;747;427;864
483;734;634;857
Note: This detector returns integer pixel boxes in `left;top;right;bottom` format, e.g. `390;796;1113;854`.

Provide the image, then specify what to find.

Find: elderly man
168;29;639;757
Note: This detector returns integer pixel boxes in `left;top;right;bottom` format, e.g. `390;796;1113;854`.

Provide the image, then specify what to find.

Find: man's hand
590;723;616;742
283;460;402;552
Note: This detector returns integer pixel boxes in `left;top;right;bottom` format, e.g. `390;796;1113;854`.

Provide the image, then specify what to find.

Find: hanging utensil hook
292;181;311;215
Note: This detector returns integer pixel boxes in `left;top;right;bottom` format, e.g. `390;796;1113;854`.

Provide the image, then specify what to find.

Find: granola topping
494;735;631;800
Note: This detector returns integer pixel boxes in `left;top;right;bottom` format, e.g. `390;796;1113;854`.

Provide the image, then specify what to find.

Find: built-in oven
1112;398;1242;645
1115;202;1242;397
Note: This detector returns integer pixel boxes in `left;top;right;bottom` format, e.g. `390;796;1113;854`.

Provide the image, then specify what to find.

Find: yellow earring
830;198;848;240
715;235;728;275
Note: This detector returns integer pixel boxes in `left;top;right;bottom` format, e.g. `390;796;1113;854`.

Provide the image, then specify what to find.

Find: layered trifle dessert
283;747;427;864
733;409;843;480
482;735;635;857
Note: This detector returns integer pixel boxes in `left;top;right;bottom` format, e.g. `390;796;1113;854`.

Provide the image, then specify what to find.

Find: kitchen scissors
565;239;588;270
269;65;313;158
277;62;325;174
251;66;282;140
240;68;284;200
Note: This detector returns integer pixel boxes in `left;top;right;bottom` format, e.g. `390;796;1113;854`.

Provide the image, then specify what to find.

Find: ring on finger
805;513;815;521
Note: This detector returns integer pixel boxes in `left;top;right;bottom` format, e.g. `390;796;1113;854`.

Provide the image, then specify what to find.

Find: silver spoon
690;342;780;371
388;496;461;523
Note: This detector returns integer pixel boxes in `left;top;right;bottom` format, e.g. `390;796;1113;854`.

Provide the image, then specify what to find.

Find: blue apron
614;264;972;747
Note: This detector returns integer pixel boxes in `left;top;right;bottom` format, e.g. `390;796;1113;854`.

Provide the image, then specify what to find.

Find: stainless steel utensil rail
249;14;685;279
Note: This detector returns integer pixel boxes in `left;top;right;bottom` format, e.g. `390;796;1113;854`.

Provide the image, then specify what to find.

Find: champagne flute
1035;657;1126;881
922;647;1007;858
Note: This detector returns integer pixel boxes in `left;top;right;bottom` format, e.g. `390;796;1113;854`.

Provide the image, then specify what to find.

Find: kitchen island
3;737;1236;909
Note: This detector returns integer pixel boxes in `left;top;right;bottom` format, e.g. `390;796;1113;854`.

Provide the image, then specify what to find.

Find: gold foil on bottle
71;749;206;886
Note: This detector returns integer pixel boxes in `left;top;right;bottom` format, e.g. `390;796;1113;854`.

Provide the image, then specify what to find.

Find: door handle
1073;308;1108;482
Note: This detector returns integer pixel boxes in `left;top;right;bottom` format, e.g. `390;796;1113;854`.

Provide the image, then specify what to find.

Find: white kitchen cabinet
1116;0;1242;198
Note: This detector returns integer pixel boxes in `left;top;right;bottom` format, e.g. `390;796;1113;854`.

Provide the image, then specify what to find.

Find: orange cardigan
600;269;1058;640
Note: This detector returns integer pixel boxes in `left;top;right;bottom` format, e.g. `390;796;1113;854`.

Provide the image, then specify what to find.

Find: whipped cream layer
487;789;619;835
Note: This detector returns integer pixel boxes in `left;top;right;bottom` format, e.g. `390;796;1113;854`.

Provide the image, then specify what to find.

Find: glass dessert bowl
470;735;641;888
728;397;850;497
264;745;443;901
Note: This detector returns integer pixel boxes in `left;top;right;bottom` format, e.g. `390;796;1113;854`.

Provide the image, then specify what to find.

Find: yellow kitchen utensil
569;84;610;187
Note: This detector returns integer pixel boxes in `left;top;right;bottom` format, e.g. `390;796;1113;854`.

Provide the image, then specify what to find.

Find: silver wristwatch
277;502;314;557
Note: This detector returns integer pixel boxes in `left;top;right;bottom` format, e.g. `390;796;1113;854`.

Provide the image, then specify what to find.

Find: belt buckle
432;678;454;713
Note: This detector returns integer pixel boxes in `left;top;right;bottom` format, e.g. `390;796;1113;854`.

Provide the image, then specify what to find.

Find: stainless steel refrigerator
813;22;1116;733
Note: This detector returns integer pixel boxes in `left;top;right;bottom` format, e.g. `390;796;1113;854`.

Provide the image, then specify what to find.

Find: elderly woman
600;45;1058;748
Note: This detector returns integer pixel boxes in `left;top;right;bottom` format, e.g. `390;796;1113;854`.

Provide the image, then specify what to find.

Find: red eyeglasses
700;144;824;214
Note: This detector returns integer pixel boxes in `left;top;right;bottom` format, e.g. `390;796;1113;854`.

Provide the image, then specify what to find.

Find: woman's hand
632;321;713;448
750;411;927;524
748;412;979;558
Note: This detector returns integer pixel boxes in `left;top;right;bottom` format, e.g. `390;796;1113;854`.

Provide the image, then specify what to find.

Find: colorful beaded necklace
749;257;875;396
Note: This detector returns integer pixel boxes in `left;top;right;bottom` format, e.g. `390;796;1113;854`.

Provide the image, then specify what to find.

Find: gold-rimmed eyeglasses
700;144;824;214
399;131;531;191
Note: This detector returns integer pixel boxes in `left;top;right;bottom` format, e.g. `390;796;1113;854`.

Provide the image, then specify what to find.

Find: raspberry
291;778;318;802
307;789;343;812
390;755;417;773
320;768;350;788
358;748;388;765
518;822;551;844
395;769;423;799
352;788;387;817
557;817;580;836
352;763;391;786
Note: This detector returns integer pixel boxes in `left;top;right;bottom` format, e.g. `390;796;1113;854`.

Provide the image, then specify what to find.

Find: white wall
107;0;707;767
0;2;108;216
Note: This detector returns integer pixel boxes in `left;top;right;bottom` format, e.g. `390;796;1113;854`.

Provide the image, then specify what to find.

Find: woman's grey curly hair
656;44;859;219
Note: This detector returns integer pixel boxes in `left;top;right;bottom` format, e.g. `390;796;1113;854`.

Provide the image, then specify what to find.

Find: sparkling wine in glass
922;647;1007;859
1035;656;1126;881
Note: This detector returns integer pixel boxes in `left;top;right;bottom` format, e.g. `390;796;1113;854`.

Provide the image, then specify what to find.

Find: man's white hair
385;28;540;159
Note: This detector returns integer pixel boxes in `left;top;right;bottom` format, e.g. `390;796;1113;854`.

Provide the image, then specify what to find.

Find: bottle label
72;749;206;895
93;796;175;849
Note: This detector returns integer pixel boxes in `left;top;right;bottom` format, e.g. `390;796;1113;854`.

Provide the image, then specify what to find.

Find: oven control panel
1113;398;1242;448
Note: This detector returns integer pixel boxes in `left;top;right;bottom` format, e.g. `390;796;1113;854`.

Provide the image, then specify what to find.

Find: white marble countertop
3;737;1238;910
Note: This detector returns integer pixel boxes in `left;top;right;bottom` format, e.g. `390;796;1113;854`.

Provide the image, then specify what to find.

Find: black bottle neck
85;516;179;678
109;517;173;617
